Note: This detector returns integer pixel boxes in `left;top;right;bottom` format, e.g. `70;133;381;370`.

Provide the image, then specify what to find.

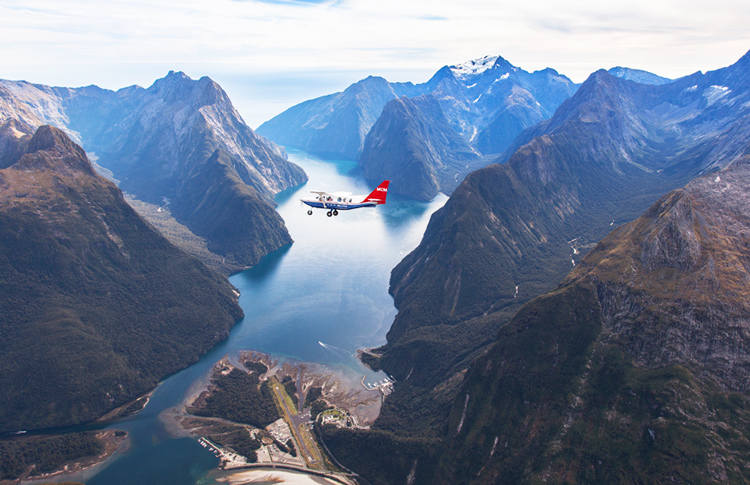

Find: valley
1;149;444;485
3;48;750;485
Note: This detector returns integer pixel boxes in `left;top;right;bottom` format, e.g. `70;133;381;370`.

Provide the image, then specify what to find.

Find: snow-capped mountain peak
450;55;502;80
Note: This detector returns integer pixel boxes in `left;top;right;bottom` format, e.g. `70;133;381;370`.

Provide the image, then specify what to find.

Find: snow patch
500;73;510;80
703;85;731;106
451;55;499;80
456;393;470;434
469;126;478;143
489;436;499;457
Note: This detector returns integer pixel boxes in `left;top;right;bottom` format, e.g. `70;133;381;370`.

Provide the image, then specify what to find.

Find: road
271;380;323;468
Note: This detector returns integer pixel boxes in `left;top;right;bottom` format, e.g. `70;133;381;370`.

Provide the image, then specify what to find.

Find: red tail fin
363;180;390;204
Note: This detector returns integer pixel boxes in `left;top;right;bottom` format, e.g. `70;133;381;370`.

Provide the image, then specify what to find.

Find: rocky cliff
257;75;425;160
359;95;484;200
432;156;750;483
258;55;578;166
320;50;750;485
0;72;307;271
0;126;243;432
379;51;750;394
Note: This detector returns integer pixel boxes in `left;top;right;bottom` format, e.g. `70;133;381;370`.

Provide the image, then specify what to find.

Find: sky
1;0;749;128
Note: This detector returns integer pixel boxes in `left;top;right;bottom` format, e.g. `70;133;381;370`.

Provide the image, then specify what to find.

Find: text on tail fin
364;180;390;204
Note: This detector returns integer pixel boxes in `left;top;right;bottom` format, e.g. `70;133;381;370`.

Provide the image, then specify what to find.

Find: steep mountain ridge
608;66;672;85
258;55;578;172
257;75;426;160
430;156;750;483
428;55;578;154
378;68;704;388
359;95;484;200
353;56;579;199
326;53;750;482
0;126;243;432
0;72;307;270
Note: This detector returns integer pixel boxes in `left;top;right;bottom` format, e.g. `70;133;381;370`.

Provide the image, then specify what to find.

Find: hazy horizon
2;0;749;127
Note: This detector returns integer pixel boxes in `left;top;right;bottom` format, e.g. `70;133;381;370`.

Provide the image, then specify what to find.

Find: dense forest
191;367;279;428
0;126;244;432
0;432;103;480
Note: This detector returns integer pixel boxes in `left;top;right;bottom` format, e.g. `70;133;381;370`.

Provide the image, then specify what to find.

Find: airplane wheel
333;210;339;216
327;211;333;217
307;210;313;215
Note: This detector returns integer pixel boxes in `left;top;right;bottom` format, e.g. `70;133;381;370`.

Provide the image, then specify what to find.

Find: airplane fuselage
300;180;389;217
301;197;377;211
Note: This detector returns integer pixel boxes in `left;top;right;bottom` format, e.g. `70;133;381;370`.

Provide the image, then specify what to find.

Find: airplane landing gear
333;210;339;216
327;211;333;217
307;210;313;215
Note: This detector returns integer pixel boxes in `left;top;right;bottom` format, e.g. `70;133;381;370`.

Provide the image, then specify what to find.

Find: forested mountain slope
0;126;243;432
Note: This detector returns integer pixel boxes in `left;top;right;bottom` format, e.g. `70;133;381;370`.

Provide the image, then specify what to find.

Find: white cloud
0;0;748;125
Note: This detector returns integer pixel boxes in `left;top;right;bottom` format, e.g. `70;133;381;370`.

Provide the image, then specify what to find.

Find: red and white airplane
301;180;390;217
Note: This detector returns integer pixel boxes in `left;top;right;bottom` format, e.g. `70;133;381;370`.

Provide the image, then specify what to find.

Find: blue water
41;150;446;485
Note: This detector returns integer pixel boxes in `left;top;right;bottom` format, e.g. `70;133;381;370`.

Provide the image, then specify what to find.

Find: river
39;150;446;485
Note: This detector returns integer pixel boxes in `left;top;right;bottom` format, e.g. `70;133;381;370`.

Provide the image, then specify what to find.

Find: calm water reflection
56;150;446;485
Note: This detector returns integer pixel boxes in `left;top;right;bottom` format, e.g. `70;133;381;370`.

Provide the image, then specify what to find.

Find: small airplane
301;180;390;217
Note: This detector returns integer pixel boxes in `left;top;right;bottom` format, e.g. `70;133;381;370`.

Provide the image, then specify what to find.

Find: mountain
257;76;426;160
608;66;672;85
431;155;750;483
384;50;750;387
359;95;484;200
0;72;307;271
258;56;578;167
0;125;243;432
426;55;579;155
322;50;750;484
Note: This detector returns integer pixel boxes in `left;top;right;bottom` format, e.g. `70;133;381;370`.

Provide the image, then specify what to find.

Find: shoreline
9;430;128;485
169;351;383;483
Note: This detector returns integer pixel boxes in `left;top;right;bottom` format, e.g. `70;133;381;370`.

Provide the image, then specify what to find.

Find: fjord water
70;150;446;485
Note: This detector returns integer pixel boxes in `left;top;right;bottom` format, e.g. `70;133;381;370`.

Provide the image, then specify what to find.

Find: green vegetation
192;368;279;428
211;429;261;462
310;400;331;420
0;126;243;432
359;351;382;371
303;386;323;409
120;396;150;417
319;425;439;485
281;375;299;409
123;194;239;275
170;149;296;268
0;432;103;480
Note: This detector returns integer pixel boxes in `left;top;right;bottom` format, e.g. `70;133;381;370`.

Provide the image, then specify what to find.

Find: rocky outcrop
578;158;750;392
324;52;750;485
